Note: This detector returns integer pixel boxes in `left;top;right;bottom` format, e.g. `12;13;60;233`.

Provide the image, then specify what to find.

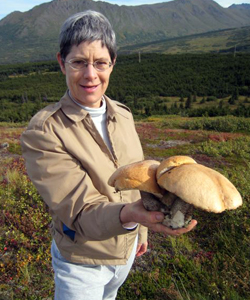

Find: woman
21;10;196;300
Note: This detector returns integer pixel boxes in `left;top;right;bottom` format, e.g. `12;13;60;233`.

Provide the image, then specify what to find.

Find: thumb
152;212;165;223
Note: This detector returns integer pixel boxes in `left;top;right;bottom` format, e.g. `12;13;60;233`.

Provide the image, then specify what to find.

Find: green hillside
119;26;250;55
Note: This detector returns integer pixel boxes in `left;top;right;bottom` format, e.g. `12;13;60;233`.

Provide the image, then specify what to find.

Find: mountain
229;3;250;10
228;3;250;22
0;0;250;64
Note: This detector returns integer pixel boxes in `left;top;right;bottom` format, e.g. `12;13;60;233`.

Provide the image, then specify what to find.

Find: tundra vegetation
0;53;249;122
0;54;250;299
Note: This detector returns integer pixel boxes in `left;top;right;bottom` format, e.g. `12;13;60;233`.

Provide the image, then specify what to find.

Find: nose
83;64;97;80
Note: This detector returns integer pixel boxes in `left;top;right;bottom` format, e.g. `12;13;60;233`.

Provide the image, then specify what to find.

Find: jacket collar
59;90;129;123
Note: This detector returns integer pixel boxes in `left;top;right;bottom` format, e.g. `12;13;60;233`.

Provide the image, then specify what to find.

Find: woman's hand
120;199;197;236
136;242;148;257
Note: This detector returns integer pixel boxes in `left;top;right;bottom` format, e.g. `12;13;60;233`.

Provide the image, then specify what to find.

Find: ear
110;56;117;73
57;52;66;75
112;56;117;66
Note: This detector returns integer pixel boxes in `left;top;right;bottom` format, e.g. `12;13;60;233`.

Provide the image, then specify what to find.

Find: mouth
80;83;100;92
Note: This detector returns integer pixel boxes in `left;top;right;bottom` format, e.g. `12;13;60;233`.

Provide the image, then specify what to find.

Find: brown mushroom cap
157;163;242;213
156;155;197;180
108;160;163;198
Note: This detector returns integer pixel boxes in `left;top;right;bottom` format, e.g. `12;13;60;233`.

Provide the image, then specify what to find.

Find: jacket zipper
106;117;119;169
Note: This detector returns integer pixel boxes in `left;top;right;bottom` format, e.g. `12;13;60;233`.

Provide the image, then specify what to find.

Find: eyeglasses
63;58;113;72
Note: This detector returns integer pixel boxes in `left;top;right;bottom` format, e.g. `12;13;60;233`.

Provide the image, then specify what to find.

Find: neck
68;90;103;109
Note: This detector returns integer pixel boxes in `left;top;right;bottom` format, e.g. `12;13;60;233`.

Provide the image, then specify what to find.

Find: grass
0;116;250;299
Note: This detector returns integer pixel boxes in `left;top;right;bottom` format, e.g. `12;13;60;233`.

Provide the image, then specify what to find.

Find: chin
76;95;103;108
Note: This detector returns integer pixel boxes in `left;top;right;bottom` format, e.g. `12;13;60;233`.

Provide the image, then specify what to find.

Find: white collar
68;91;106;117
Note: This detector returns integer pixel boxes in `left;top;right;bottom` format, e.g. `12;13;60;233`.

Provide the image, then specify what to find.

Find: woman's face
57;40;115;108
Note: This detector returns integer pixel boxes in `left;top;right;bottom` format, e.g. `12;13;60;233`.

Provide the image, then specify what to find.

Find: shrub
0;158;53;299
181;116;250;132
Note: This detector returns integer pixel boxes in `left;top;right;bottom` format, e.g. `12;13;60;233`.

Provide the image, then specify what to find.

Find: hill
0;0;250;63
119;26;250;54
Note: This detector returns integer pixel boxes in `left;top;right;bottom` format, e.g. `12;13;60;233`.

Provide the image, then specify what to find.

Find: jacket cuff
102;203;135;237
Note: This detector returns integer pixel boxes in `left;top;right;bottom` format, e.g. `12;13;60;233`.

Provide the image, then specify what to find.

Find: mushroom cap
108;160;163;198
157;163;242;213
157;155;197;180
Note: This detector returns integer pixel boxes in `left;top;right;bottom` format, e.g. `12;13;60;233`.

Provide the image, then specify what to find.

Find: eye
70;59;86;69
95;60;109;66
73;59;85;65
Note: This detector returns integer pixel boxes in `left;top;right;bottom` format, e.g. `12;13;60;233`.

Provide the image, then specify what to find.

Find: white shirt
68;92;112;152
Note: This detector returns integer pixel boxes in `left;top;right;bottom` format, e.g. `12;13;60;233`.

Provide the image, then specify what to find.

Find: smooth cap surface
108;160;163;198
157;163;242;213
157;155;197;180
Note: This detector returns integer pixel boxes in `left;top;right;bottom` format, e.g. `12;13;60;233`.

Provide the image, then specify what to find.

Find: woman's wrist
120;204;138;229
120;204;132;224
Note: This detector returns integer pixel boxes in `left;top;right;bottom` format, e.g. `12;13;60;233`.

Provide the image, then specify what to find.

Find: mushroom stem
162;197;194;229
160;191;178;207
141;190;194;229
140;191;169;214
171;197;193;218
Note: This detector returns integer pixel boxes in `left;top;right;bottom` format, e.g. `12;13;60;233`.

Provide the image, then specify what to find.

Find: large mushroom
108;156;243;229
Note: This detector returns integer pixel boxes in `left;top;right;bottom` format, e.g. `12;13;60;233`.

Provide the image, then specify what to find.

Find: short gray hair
59;10;117;62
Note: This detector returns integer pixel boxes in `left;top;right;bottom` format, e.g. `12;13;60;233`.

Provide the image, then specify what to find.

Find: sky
0;0;249;20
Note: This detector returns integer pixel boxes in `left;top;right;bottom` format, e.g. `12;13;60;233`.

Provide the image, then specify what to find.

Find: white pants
51;238;137;300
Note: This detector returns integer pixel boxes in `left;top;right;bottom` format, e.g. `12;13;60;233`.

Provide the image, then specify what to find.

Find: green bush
181;116;250;132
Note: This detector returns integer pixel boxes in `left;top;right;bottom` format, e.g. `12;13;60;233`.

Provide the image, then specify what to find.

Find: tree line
0;53;249;122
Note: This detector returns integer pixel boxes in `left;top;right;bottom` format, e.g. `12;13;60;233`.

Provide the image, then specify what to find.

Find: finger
148;222;176;235
133;202;165;224
170;219;198;235
136;248;143;257
136;244;142;254
149;219;197;236
136;243;148;257
176;219;197;232
136;250;145;257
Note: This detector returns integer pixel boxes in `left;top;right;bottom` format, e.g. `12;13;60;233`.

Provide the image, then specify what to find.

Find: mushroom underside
140;191;194;229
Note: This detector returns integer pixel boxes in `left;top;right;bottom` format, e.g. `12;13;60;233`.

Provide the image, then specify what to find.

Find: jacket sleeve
138;225;148;245
21;128;133;241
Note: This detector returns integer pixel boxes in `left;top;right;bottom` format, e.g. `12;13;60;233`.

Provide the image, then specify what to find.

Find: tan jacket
21;92;147;265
